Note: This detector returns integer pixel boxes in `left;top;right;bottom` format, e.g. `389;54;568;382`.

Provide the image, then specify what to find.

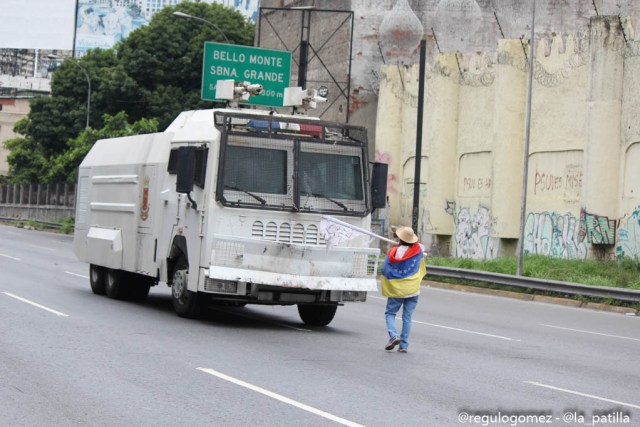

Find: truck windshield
217;119;369;216
299;151;363;201
223;146;287;195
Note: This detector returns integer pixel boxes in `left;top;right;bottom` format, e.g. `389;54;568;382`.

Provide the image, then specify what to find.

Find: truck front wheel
89;264;106;295
297;304;338;327
172;269;204;318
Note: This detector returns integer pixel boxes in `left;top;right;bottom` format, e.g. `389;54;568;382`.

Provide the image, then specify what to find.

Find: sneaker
385;336;400;350
397;348;408;353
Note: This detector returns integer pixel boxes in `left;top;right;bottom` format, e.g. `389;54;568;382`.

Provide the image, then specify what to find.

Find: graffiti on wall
616;207;640;260
450;205;498;260
533;164;582;201
579;209;616;245
524;212;587;259
458;152;492;198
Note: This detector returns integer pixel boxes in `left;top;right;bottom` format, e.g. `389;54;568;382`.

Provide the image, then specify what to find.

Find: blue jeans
385;296;419;350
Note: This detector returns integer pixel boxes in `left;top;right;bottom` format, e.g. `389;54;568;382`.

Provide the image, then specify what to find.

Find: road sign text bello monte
201;42;291;107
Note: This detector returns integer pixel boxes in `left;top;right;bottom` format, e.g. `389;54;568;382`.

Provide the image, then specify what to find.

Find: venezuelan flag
381;245;426;298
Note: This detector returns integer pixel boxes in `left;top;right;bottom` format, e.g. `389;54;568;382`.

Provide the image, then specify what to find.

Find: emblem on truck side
141;176;150;221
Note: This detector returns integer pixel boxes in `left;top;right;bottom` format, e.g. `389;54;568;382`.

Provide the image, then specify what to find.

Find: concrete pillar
582;16;624;221
425;53;459;236
490;39;529;238
375;64;411;229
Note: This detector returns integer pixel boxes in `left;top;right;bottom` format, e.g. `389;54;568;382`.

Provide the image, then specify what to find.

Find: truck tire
297;304;338;327
172;269;204;318
89;264;106;295
105;268;125;300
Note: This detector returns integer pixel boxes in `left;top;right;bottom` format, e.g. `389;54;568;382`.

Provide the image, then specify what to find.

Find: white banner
320;216;396;249
0;0;76;50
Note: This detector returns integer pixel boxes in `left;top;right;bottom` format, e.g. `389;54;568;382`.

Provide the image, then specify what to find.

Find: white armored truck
73;107;387;326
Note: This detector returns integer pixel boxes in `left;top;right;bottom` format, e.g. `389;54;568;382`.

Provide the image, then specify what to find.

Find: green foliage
46;112;158;183
26;220;45;231
117;2;252;128
6;2;254;183
119;2;254;93
425;255;640;309
24;97;86;156
426;255;640;289
3;135;47;184
58;216;75;234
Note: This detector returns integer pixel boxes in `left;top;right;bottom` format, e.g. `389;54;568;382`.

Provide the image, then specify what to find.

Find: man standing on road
381;227;426;353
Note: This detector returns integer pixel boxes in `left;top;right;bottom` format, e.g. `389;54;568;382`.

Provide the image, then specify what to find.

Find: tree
117;2;255;128
46;112;158;183
3;118;47;184
50;49;147;129
6;2;255;183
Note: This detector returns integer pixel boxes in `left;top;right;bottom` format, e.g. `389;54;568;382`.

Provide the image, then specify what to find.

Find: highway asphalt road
1;224;638;427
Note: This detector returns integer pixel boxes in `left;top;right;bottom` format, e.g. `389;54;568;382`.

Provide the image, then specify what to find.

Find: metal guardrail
426;265;640;303
0;215;638;302
0;217;72;231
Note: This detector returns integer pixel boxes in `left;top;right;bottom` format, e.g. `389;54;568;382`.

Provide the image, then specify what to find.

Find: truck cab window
299;151;364;201
223;145;287;194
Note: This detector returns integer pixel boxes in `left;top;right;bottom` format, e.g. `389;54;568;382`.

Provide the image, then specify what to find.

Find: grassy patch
424;255;640;311
426;255;640;289
56;216;75;234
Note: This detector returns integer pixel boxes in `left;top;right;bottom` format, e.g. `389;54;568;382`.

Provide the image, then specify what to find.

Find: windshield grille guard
213;111;368;147
214;112;371;217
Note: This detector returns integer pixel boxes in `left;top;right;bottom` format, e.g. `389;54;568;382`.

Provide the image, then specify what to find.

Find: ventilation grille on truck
251;220;324;245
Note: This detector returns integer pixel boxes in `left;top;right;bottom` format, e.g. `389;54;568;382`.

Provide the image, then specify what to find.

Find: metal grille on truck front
251;220;324;245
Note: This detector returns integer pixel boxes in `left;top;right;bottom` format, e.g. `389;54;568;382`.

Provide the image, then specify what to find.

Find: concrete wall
0;98;30;177
259;0;640;157
376;15;640;261
0;183;76;221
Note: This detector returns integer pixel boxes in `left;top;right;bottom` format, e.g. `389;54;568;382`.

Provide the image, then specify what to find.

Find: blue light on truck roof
246;119;321;137
247;119;279;131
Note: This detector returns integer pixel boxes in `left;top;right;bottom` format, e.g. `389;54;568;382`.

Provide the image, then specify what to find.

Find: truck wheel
89;264;106;295
297;304;338;327
172;269;203;318
105;269;125;300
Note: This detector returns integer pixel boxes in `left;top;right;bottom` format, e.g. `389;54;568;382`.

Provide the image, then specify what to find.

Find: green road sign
201;42;291;107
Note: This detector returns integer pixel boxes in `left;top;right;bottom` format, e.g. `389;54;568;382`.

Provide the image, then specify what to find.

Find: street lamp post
173;11;230;43
516;0;537;276
49;55;91;129
379;0;424;233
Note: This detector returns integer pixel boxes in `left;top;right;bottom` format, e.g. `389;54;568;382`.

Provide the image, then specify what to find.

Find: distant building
75;0;258;55
0;98;33;178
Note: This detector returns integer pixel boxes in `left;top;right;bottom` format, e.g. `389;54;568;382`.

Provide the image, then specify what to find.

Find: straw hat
396;226;418;244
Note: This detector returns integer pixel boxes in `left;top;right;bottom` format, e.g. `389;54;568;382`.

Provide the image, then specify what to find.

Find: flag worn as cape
381;244;426;298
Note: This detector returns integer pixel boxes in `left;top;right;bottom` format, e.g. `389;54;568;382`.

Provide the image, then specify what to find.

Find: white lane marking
414;320;520;341
525;381;640;410
214;308;311;332
2;292;69;317
0;253;21;261
64;271;89;279
197;367;364;427
368;295;385;300
540;324;640;342
29;244;55;251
